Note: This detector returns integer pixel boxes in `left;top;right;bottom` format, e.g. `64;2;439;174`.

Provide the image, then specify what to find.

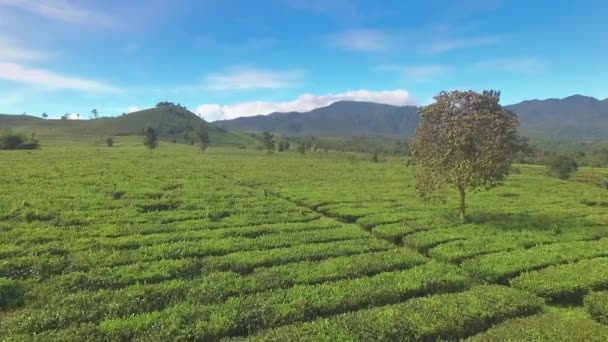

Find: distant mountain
505;95;608;140
216;96;608;141
216;101;419;137
0;105;256;146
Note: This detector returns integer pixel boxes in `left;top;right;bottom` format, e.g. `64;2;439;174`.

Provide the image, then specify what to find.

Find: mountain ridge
216;95;608;141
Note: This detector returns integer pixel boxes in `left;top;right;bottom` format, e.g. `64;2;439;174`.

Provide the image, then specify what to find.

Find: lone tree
546;154;578;180
261;131;275;155
41;113;48;119
410;90;526;223
143;124;158;152
91;109;99;119
194;123;211;152
105;136;114;147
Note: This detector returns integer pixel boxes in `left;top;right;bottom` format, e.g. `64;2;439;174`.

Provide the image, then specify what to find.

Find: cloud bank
196;89;417;121
0;62;121;92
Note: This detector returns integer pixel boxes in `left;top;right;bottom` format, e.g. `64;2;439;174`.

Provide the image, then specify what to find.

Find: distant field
1;141;608;340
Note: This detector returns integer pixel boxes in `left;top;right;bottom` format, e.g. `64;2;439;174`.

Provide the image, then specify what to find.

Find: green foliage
142;124;158;151
2;143;608;340
0;130;39;150
194;123;211;152
585;291;608;324
466;313;608;341
0;278;25;310
238;286;543;341
261;131;275;152
511;257;608;302
105;136;114;147
546;154;578;179
296;141;306;154
411;90;526;222
463;239;608;283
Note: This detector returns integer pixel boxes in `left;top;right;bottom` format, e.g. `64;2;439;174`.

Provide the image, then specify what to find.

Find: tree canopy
410;90;526;223
194;123;211;152
143;124;158;151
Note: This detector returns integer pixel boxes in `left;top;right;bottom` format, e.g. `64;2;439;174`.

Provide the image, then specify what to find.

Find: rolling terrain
1;143;608;340
0;105;256;147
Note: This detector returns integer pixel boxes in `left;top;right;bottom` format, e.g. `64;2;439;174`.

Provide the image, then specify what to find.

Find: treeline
250;132;411;156
517;143;608;168
0;130;40;150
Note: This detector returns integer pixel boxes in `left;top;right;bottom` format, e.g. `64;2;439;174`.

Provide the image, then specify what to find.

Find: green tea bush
585;291;608;324
511;257;608;301
466;314;608;341
463;239;608;283
0;278;25;310
428;231;556;263
235;285;543;342
98;262;469;340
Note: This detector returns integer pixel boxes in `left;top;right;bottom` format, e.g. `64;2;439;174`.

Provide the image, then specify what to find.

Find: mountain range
216;95;608;141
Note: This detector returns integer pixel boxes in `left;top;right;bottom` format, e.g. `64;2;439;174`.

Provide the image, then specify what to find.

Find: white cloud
473;58;547;74
378;65;449;82
333;29;393;52
0;37;52;62
426;35;500;54
196;89;417;121
0;0;110;26
0;62;121;93
204;66;304;91
127;106;140;113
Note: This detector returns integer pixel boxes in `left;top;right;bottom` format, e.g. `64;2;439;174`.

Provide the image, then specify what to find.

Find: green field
1;140;608;341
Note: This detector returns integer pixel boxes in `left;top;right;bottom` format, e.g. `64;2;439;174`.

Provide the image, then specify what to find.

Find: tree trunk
458;186;466;224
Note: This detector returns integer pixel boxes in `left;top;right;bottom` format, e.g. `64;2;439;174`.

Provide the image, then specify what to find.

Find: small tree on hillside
105;136;114;147
194;123;211;152
261;131;275;155
296;141;306;155
143;124;158;152
411;90;526;223
546;155;578;180
91;109;99;119
42;113;48;119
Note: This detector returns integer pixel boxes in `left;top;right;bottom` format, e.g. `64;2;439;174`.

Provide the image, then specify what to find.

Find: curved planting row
231;285;543;342
511;257;608;302
466;314;608;341
463;238;608;283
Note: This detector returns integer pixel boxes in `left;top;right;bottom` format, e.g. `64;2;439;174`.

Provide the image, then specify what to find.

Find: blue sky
0;0;607;121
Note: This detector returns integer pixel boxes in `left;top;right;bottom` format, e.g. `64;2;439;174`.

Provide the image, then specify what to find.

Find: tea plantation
1;140;608;341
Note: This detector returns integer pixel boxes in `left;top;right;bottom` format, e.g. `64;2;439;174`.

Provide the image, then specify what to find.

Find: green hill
0;105;257;147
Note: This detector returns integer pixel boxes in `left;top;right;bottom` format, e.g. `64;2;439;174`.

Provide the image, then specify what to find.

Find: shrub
511;257;608;302
0;130;40;150
546;154;578;179
236;285;543;342
466;314;608;341
105;136;114;147
585;291;608;324
99;262;470;340
463;239;608;283
0;277;25;310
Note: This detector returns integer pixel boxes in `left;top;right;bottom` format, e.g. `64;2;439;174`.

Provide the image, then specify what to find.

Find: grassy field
1;140;608;341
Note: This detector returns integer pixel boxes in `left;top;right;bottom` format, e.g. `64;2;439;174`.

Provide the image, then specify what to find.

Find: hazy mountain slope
217;96;608;141
215;101;420;137
505;95;608;140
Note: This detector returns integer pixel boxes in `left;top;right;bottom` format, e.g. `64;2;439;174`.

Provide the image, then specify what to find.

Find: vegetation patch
585;291;608;325
466;313;608;341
